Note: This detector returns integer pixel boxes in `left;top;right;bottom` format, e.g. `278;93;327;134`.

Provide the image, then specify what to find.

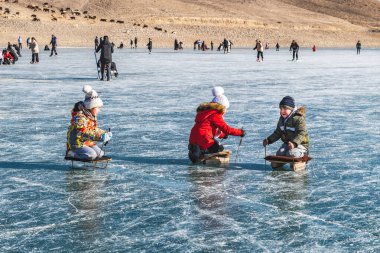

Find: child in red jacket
188;87;245;163
2;49;14;65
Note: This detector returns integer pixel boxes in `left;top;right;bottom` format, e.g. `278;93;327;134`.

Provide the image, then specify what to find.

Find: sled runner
200;150;231;165
264;155;312;171
65;156;112;169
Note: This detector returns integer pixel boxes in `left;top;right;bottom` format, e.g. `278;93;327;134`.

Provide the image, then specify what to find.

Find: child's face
91;107;100;116
280;107;292;118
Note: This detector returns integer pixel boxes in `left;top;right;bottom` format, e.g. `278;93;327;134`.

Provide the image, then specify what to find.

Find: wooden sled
64;156;112;169
200;150;231;165
264;155;312;171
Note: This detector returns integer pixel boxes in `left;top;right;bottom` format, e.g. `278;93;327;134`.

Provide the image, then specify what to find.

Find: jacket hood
295;106;306;116
196;102;226;114
195;102;225;123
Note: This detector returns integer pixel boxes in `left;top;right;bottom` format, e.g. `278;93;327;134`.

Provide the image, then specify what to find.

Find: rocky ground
0;0;379;48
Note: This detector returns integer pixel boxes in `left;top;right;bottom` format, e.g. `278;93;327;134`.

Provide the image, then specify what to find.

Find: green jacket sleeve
267;120;282;144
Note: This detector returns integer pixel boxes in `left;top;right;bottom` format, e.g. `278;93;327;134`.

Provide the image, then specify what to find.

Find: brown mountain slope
0;0;379;47
278;0;380;27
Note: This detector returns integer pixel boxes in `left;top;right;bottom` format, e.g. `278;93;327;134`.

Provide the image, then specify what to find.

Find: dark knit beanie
279;96;295;109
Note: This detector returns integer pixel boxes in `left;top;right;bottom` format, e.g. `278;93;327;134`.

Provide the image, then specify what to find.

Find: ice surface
0;48;379;252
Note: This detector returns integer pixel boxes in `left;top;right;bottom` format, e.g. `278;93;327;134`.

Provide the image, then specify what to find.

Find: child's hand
288;142;295;150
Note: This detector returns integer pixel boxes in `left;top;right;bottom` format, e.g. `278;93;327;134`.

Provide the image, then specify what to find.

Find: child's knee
288;148;304;158
276;146;287;156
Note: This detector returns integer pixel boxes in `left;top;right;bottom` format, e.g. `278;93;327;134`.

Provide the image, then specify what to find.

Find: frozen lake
0;47;379;252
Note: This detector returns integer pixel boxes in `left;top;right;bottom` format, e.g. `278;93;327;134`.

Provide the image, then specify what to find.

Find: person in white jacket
253;39;264;62
29;37;39;64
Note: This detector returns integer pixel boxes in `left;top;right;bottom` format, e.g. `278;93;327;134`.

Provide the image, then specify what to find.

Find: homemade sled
64;156;112;169
96;60;118;80
264;155;312;171
200;150;231;165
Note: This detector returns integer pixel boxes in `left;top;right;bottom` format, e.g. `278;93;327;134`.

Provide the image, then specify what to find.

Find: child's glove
100;132;112;142
240;129;246;137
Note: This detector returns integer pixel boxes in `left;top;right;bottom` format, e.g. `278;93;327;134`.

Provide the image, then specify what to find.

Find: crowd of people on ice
1;33;363;66
0;34;60;65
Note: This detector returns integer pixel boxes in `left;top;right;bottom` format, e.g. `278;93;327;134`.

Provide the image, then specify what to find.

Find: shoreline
30;47;380;50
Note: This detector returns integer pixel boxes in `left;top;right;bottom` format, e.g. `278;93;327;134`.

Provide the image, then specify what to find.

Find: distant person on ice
29;37;39;64
2;49;14;65
96;35;114;81
7;42;19;62
263;96;309;167
174;38;179;50
147;38;152;53
12;44;22;57
253;39;264;62
223;38;229;53
134;37;138;48
26;37;31;48
95;36;99;49
50;34;58;56
356;40;361;55
188;87;246;163
289;40;299;61
18;36;22;50
66;85;112;160
276;43;280;51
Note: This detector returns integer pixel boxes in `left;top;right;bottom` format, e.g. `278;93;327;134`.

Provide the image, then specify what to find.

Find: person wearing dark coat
356;40;361;55
134;37;138;48
7;43;18;62
96;36;114;81
174;38;179;50
223;38;229;53
95;36;99;50
12;44;22;57
289;40;299;61
50;34;58;56
147;38;152;53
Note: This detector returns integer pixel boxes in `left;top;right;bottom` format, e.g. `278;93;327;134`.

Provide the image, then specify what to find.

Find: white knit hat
212;95;230;109
211;86;230;109
212;86;224;97
83;85;103;109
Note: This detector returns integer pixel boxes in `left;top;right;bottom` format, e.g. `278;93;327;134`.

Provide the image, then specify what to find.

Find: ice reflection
263;170;310;241
65;170;109;244
266;170;309;211
188;167;228;230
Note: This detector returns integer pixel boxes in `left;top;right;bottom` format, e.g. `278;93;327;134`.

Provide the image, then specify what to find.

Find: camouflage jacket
267;106;309;149
67;111;105;150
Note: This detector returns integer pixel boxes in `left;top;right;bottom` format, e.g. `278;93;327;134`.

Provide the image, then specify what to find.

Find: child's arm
211;114;243;137
267;121;282;144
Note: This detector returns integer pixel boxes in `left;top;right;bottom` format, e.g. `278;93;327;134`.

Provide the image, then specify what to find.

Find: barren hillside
0;0;379;47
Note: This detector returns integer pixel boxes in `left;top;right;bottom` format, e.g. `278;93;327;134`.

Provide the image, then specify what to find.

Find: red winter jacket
3;52;13;60
189;102;243;150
